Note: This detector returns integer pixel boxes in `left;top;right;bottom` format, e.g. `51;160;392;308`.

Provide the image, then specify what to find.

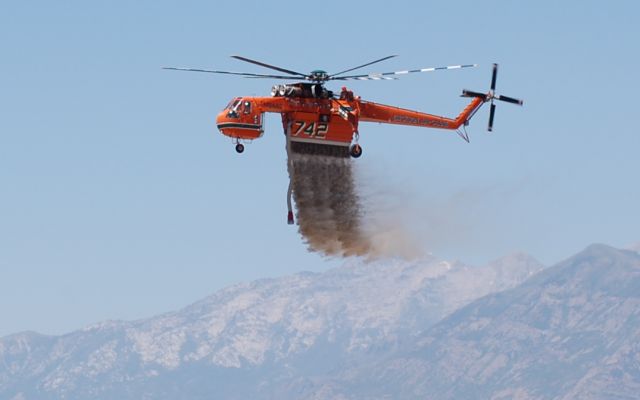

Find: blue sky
1;1;638;336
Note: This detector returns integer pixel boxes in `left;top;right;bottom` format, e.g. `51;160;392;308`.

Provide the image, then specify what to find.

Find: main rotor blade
495;94;524;105
162;67;300;79
490;63;498;91
334;74;397;81
330;55;397;78
331;64;477;81
230;55;308;78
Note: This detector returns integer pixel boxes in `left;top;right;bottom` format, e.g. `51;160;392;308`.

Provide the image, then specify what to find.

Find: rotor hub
309;70;329;82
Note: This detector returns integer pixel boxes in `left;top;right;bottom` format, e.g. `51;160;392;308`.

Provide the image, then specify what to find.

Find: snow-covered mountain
627;241;640;254
314;244;640;399
0;252;543;400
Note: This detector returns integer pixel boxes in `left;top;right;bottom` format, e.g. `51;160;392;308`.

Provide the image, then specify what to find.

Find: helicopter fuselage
216;84;485;148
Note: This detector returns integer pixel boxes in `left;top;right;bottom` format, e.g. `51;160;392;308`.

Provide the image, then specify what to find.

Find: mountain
627;241;640;254
0;253;544;400
320;244;640;399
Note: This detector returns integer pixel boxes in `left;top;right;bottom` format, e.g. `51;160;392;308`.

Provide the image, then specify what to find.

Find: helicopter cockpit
216;97;264;151
225;97;254;118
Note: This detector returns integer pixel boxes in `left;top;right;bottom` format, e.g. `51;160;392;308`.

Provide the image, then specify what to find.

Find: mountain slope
328;244;640;399
0;253;543;400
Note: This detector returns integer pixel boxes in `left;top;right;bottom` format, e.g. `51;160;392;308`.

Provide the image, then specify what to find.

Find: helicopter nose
215;109;231;126
215;106;264;141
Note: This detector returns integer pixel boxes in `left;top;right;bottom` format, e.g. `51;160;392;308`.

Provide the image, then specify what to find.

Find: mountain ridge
1;251;545;399
7;244;639;399
316;243;640;399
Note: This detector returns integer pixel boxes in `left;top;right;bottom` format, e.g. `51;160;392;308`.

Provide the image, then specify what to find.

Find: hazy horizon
2;0;638;337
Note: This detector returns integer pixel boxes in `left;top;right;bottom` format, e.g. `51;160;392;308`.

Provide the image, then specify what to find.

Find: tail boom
358;97;485;130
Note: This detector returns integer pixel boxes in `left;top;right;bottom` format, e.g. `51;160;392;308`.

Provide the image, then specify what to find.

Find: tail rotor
461;63;523;132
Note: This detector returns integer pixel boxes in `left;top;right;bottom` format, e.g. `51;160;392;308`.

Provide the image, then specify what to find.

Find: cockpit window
226;98;242;110
226;98;243;118
243;101;251;114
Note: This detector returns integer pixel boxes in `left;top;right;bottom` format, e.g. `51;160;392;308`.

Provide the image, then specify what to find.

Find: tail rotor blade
461;89;487;99
461;63;521;132
488;103;496;132
490;63;498;91
495;94;524;105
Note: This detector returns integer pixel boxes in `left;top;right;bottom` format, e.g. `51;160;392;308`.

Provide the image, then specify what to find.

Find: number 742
292;121;328;138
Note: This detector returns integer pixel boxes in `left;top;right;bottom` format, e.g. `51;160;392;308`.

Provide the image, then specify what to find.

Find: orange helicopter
164;55;522;224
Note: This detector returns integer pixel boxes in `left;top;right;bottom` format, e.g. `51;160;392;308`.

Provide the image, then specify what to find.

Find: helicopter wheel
235;143;245;154
349;144;362;158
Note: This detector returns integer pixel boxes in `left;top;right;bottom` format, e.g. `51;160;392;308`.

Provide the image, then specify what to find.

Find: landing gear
235;143;245;154
349;143;362;158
